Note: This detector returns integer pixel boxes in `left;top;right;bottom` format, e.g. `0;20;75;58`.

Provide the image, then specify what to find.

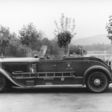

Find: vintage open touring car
0;47;112;93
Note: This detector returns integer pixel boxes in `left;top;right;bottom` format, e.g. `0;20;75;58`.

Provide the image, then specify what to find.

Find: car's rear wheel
0;74;7;93
86;71;109;93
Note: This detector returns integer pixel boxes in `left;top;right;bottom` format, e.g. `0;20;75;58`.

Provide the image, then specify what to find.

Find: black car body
0;56;111;93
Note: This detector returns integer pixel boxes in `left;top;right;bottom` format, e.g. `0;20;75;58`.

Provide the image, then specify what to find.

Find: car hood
0;57;39;63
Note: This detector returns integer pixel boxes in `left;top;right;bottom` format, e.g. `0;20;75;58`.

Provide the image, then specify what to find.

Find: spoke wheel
86;71;109;93
0;75;7;92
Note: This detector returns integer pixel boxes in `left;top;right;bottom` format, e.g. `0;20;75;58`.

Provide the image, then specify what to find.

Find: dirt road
0;85;112;112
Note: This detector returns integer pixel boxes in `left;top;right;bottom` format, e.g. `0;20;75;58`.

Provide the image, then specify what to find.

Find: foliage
57;31;72;47
0;22;110;58
41;38;51;49
41;38;61;58
5;33;27;57
54;13;75;55
50;39;61;58
0;23;81;58
106;15;112;41
19;23;42;50
0;26;12;56
0;24;61;58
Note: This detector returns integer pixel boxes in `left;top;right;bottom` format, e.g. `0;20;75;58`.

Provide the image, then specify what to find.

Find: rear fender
83;65;112;85
0;68;24;87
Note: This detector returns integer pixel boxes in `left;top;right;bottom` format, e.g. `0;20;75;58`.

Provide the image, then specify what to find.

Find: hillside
71;35;111;45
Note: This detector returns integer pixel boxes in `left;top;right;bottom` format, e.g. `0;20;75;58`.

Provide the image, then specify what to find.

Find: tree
19;23;42;50
0;26;11;56
41;38;51;48
50;39;61;58
41;38;61;58
41;38;51;54
54;13;76;55
106;15;112;43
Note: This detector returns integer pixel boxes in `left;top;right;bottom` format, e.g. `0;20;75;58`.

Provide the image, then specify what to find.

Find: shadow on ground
5;86;88;94
3;86;112;94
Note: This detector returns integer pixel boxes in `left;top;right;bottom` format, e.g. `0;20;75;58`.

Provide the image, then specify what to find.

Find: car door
56;60;69;72
55;59;82;84
57;58;82;77
71;58;90;77
37;60;57;72
56;59;82;76
71;60;82;77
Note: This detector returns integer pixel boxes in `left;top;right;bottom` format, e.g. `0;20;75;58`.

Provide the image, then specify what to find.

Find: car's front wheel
86;71;109;93
0;74;7;93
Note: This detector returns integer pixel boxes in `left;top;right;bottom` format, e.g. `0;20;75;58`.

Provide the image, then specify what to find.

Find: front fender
83;65;112;85
0;68;24;87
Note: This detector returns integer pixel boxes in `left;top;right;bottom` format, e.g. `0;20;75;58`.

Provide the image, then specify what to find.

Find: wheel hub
94;79;101;86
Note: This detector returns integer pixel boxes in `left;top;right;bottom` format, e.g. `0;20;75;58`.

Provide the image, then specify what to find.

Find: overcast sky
0;0;111;39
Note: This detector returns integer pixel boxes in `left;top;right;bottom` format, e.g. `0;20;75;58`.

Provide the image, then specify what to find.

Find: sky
0;0;111;39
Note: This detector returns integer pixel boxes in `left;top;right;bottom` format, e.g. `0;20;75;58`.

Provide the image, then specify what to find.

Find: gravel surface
1;84;112;112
